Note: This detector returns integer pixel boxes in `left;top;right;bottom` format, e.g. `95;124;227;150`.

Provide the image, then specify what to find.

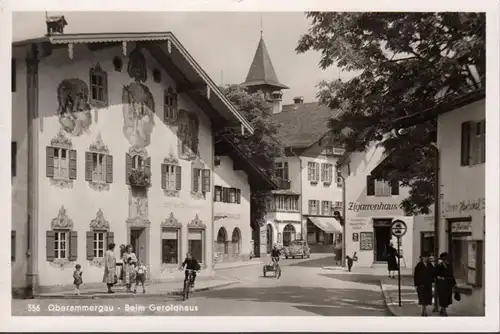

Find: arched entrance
231;228;242;256
266;224;273;253
283;224;296;247
216;227;228;255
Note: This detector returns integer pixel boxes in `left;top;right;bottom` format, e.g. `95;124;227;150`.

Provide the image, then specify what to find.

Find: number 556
28;304;40;312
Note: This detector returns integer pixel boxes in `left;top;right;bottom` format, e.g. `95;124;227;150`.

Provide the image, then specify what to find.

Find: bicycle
182;269;197;301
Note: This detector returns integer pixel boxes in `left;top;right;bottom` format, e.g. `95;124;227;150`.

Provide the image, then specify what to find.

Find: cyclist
180;252;201;288
270;244;281;267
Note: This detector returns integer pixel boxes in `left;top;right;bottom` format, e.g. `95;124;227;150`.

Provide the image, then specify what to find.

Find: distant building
242;34;344;255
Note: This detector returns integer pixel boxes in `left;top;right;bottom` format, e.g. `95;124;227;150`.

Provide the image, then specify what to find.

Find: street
12;256;390;316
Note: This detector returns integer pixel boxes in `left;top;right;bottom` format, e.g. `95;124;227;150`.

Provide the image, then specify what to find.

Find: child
346;252;358;272
73;264;83;295
134;261;147;294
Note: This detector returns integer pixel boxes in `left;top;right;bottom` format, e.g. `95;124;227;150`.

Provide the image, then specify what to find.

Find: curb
34;281;239;300
379;280;398;316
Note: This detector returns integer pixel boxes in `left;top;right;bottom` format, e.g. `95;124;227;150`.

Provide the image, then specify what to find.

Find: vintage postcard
2;1;499;332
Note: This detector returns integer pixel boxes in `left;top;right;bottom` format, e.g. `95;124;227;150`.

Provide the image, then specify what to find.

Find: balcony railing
276;178;291;190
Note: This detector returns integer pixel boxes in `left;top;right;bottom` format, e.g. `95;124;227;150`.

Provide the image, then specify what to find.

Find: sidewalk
323;265;413;277
35;275;239;300
380;276;474;316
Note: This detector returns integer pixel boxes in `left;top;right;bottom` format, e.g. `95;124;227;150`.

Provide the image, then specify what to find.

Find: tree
296;12;485;215
221;84;284;228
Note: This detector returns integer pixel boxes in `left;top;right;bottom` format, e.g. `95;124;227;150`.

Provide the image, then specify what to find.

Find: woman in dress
102;243;116;294
386;242;399;278
123;244;138;293
414;253;436;316
435;252;457;316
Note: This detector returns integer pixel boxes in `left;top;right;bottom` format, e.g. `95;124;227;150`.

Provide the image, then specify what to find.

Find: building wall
437;99;485;316
11;49;29;293
412;215;434;263
342;143;415;268
213;156;251;262
30;43;215;287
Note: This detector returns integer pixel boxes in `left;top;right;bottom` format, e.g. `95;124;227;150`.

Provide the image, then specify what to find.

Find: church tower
242;33;288;114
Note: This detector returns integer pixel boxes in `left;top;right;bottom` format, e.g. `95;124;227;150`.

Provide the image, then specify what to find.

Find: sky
12;11;346;104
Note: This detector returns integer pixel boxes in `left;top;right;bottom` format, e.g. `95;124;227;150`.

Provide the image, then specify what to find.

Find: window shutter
85;152;93;181
329;165;333;183
307;163;311;181
69;149;77;179
11;230;16;262
480;120;486;163
192;168;199;192
11;142;17;177
461;121;471;166
366;175;375;196
125;153;132;184
86;231;94;260
46;147;55;177
315;162;320;181
161;164;167;190
223;188;228;203
308;200;312;214
107;232;114;247
69;231;78;261
106;154;113;183
46;231;55;261
321;163;325;182
391;180;400;195
236;189;241;204
144;157;151;176
202;169;211;192
175;166;182;190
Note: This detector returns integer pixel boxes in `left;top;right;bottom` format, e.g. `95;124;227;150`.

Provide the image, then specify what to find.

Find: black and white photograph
2;2;499;332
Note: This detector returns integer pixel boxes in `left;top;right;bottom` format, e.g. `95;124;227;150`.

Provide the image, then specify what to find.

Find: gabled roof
13;32;254;135
271;102;342;149
241;36;288;91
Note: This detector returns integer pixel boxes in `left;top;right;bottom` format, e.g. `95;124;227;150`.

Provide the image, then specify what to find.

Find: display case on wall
359;232;373;251
467;240;483;287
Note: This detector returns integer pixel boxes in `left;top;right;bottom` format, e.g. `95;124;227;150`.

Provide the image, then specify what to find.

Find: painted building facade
437;97;485;316
11;22;255;295
340;142;418;269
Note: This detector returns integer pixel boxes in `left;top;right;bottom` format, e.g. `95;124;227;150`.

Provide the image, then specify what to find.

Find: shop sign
451;221;472;233
348;202;402;212
347;217;370;230
443;197;485;215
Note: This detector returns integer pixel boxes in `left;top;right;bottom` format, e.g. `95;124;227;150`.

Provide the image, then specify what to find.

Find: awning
308;217;342;234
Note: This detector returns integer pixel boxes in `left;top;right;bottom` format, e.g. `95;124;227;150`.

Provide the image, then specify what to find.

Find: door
130;227;147;263
374;226;391;262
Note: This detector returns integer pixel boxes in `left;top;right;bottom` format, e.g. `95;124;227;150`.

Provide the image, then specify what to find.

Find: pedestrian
102;242;117;294
435;252;457;316
123;244;138;293
73;264;83;295
386;242;399;278
134;261;147;294
346;252;358;272
116;244;126;285
414;253;435;316
428;254;439;312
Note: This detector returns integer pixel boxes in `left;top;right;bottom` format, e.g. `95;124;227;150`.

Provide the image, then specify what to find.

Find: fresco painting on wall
177;109;199;160
122;82;155;148
56;79;92;136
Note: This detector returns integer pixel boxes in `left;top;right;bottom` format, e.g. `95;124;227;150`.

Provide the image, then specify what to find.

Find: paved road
12;255;390;316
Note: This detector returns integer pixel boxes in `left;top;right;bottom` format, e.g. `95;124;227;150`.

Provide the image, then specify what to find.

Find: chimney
46;16;68;35
270;91;283;114
293;96;304;104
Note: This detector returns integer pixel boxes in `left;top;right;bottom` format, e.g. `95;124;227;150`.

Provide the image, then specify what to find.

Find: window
162;229;179;264
309;200;319;215
275;161;289;180
322;201;332;216
85;152;113;184
321;163;333;183
11;230;16;262
164;87;178;124
92;153;105;182
11;59;16;92
274;195;299;211
89;63;108;106
229;188;237;203
334;201;343;209
216;187;241;204
192;168;211;193
307;162;319;182
132;155;144;170
449;221;473;283
214;186;222;202
11;142;17;178
54;231;68;259
161;164;181;191
374;179;391;197
47;147;77;180
367;175;399;196
336;168;343;187
188;230;204;264
461;120;486;166
92;232;105;258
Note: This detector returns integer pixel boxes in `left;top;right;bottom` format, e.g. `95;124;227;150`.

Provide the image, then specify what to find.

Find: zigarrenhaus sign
348;202;402;212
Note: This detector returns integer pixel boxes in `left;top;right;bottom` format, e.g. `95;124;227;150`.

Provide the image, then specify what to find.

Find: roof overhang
241;80;289;90
13;32;254;135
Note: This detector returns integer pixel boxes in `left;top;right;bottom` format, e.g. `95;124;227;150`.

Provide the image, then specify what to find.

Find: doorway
130;227;147;264
373;219;392;262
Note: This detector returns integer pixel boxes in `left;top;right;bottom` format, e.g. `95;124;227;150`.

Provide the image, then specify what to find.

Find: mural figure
122;82;155;148
177;109;199;160
128;187;148;220
56;79;92;136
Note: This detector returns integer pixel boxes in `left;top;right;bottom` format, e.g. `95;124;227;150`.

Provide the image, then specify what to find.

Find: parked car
284;240;311;259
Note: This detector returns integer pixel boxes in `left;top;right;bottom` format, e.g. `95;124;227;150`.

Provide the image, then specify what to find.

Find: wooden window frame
163;87;179;125
89;63;108;108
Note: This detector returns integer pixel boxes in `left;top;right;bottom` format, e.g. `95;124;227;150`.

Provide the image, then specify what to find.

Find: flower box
128;169;151;188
